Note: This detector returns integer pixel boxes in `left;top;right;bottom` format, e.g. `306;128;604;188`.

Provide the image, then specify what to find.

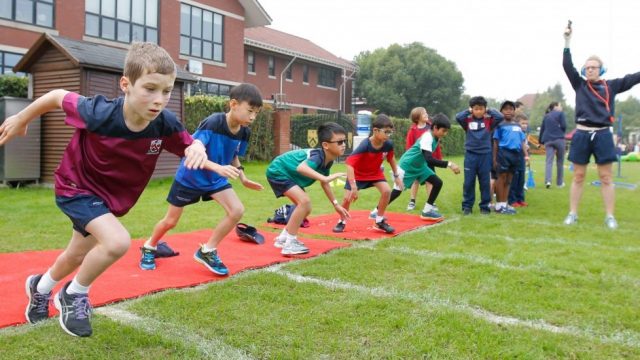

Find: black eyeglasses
327;139;347;145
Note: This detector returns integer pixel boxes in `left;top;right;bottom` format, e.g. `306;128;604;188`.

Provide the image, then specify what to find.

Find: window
180;3;223;62
247;51;255;73
318;67;337;88
285;63;292;80
0;0;54;28
190;81;231;97
85;0;158;43
302;64;309;83
0;50;25;76
268;56;275;77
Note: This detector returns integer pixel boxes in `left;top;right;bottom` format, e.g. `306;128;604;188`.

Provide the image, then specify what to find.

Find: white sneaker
545;182;551;189
406;201;416;211
563;213;578;225
274;236;286;248
605;216;618;230
281;239;309;255
558;182;566;188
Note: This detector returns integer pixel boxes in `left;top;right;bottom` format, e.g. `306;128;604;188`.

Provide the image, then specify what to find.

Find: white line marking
383;246;640;288
437;229;640;253
268;269;640;348
96;306;255;360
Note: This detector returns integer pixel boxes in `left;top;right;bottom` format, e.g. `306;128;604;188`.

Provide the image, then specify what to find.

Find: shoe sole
420;215;444;220
372;226;394;234
281;250;310;256
274;242;285;248
139;262;156;271
53;292;87;337
193;254;229;276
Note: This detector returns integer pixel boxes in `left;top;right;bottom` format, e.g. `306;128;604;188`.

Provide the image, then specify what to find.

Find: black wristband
237;166;245;171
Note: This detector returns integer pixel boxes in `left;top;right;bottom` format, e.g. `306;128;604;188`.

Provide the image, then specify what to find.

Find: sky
257;0;640;106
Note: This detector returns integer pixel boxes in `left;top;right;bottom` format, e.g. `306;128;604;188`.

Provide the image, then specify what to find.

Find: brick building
0;0;355;181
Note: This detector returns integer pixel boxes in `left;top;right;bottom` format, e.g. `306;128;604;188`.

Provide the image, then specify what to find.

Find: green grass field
1;156;639;359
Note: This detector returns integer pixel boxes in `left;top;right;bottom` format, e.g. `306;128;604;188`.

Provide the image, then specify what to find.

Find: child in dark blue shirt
456;96;504;214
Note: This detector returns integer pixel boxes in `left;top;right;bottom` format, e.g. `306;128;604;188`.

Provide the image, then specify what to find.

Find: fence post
272;109;291;156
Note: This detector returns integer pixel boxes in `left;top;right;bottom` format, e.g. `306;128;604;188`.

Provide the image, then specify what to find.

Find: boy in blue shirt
140;83;264;274
456;96;504;215
509;112;529;207
492;101;527;214
266;122;350;255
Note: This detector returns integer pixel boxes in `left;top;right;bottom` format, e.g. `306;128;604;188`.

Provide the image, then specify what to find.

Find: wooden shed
14;34;195;183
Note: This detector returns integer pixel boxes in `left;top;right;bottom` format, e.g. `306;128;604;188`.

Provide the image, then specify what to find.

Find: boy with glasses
333;114;403;234
266;122;350;255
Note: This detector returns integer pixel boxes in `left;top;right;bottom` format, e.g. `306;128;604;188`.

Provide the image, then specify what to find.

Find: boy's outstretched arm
296;161;345;183
388;157;404;191
0;89;68;145
320;180;350;219
231;155;264;191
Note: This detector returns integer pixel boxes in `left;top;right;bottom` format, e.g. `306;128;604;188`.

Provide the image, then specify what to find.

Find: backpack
267;204;310;227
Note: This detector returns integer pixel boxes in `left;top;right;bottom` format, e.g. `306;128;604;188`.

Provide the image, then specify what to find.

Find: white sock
66;277;90;295
285;233;297;244
202;244;216;253
144;239;157;250
338;219;346;224
423;203;434;213
279;229;290;240
36;270;58;294
375;215;384;223
496;202;507;210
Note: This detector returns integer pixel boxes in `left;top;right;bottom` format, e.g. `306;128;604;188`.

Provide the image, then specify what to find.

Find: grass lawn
1;156;639;359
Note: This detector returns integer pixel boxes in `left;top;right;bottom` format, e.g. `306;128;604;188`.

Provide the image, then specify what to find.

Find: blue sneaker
194;246;229;276
25;274;51;324
420;209;443;220
139;247;156;270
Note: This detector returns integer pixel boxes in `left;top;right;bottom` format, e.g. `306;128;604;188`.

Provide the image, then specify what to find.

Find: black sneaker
332;221;346;233
54;282;93;337
25;274;51;324
374;220;395;234
480;208;491;215
462;208;472;215
139;247;157;270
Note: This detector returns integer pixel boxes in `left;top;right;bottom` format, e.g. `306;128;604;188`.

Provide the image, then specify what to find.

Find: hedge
183;94;274;161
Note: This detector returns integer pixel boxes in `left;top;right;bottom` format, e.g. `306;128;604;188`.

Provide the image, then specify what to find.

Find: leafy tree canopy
354;42;464;118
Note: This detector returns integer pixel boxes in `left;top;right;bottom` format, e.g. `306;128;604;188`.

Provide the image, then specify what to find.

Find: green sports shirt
266;148;333;188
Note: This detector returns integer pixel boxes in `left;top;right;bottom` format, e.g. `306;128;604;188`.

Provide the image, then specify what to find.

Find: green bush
0;75;28;98
183;95;274;161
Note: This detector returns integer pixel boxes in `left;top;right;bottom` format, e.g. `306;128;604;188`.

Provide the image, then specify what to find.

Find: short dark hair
469;96;487;108
230;83;263;107
372;114;393;129
431;113;451;130
318;122;346;143
500;100;516;111
546;101;559;114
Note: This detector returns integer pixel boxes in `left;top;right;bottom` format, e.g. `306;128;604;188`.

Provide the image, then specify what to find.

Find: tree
528;84;575;133
615;97;640;138
354;42;464;118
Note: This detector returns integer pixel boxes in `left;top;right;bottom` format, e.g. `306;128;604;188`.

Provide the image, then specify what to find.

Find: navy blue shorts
167;181;232;207
568;128;617;165
56;194;111;237
344;179;386;190
267;177;301;198
496;148;520;174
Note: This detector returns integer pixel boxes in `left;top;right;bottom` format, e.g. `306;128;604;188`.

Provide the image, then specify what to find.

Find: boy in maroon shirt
0;43;208;337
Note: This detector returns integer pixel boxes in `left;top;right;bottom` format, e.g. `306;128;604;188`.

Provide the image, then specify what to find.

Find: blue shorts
496;148;520;174
568;128;617;165
56;194;111;237
167;181;232;207
344;179;386;190
267;177;301;198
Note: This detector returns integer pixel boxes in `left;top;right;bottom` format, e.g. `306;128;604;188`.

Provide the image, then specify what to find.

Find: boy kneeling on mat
388;113;460;219
266;122;350;255
140;83;264;274
333;114;403;234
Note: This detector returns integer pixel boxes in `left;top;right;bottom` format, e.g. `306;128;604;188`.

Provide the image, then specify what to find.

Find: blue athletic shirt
175;112;250;191
493;122;525;151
